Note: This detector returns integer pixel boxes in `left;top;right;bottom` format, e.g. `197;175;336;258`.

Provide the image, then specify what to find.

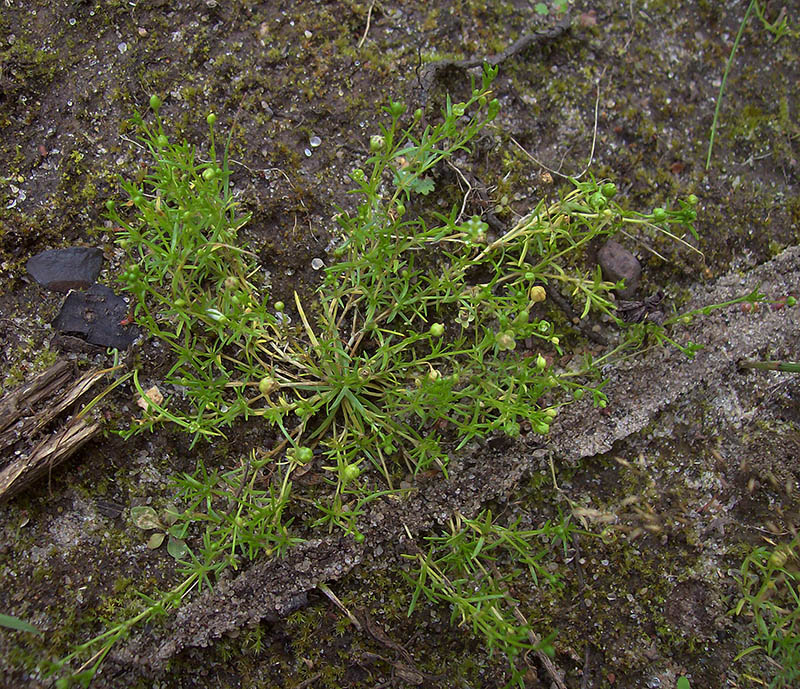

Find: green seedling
732;535;800;688
534;0;569;15
130;505;189;560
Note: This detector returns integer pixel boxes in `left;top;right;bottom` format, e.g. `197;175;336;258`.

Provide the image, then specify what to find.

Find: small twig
446;160;473;225
318;582;363;631
295;673;322;689
510;596;568;689
420;16;571;102
546;285;609;346
738;359;800;373
510;69;604;181
616;227;668;262
357;0;376;50
581;644;591;689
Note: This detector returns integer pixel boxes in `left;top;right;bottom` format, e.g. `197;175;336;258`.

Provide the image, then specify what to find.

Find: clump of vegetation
403;509;585;686
733;534;800;688
50;68;737;686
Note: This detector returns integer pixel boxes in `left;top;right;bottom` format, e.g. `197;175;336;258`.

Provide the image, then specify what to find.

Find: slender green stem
706;0;758;169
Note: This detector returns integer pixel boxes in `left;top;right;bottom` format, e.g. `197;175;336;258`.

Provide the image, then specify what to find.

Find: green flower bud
149;94;162;111
105;199;115;212
687;194;699;206
513;311;529;327
536;354;547;370
258;376;277;396
342;464;361;484
369;134;385;152
206;113;217;126
590;192;607;209
769;547;788;569
652;207;667;222
529;285;547;303
600;182;617;199
295;446;313;464
429;322;444;337
388;100;405;118
274;301;285;312
202;167;217;181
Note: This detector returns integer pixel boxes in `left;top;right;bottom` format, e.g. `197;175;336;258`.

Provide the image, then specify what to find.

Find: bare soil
0;2;798;688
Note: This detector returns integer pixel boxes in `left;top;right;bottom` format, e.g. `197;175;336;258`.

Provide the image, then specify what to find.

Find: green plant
57;67;721;684
403;509;584;687
733;535;800;688
706;1;796;169
129;504;189;560
676;677;691;689
534;0;569;15
106;66;627;493
0;612;40;635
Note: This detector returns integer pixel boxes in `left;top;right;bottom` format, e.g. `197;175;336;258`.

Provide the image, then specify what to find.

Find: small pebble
598;239;641;297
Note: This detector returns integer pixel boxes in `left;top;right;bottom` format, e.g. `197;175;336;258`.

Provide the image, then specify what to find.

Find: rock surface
26;247;104;292
52;283;138;349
